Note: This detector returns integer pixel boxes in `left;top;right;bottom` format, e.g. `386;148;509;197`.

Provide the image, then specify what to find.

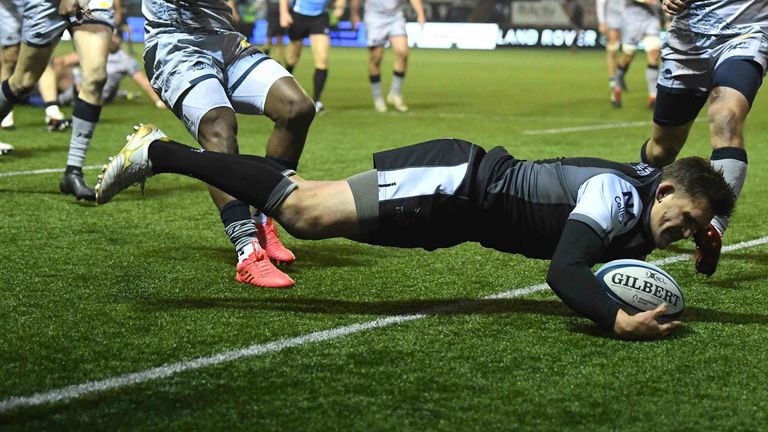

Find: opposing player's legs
386;35;409;112
605;28;621;107
59;24;110;201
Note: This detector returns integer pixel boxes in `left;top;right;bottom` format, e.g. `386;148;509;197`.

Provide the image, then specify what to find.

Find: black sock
286;64;295;74
148;140;296;213
313;68;328;101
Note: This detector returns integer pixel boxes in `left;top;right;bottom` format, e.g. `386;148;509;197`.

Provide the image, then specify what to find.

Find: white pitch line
523;121;651;135
0;165;101;178
1;235;767;413
523;117;706;136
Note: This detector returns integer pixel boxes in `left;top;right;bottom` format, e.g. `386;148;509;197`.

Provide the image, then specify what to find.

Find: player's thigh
72;25;110;83
227;52;293;115
177;77;234;143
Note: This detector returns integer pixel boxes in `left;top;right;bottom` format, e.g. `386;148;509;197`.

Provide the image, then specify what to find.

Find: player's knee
708;103;743;141
622;44;637;56
198;111;238;153
13;72;40;96
275;93;315;131
606;41;620;53
642;35;661;51
274;192;324;240
79;69;108;99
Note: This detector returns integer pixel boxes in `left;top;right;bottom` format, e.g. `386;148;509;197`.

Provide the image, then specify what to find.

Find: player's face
650;191;712;249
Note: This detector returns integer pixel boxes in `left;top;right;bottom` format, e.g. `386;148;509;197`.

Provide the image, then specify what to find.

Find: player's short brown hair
661;156;736;219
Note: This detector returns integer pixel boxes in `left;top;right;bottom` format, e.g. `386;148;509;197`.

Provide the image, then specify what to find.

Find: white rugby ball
595;259;684;320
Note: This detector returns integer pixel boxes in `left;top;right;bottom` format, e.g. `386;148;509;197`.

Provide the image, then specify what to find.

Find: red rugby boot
257;217;296;265
693;223;722;277
235;241;294;288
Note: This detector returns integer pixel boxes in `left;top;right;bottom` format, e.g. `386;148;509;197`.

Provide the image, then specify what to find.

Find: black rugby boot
60;167;96;201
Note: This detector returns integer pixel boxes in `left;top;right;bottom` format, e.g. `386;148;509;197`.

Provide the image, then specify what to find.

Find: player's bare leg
642;34;661;109
0;42;56;123
59;25;110;201
0;43;20;129
386;35;409;112
308;33;330;112
367;46;387;112
284;39;303;74
605;29;621;107
38;64;71;131
259;75;315;263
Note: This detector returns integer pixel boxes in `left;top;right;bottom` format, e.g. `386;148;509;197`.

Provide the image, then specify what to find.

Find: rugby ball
595;259;684;320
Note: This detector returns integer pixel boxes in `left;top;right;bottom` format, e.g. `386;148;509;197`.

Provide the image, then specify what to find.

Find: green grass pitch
1;44;767;430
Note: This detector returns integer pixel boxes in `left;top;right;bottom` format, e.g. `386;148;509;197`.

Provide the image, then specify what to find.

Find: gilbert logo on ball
595;259;684;320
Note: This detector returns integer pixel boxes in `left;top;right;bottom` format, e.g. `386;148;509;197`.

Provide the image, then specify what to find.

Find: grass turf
1;45;767;430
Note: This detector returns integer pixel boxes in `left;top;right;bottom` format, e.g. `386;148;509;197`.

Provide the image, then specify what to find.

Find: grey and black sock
370;74;383;101
67;97;101;167
221;200;259;256
710;147;748;234
390;71;405;96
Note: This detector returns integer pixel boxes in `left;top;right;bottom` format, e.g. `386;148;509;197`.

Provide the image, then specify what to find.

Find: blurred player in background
350;0;425;113
0;0;120;200
39;30;165;109
96;124;735;340
0;0;68;133
280;0;346;112
596;0;625;107
264;0;288;61
141;0;316;288
641;0;767;276
612;0;663;109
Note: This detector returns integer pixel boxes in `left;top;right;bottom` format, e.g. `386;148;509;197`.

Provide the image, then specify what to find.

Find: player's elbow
545;261;569;294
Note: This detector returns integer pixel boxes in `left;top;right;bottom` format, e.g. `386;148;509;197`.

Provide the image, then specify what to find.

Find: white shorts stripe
377;163;467;202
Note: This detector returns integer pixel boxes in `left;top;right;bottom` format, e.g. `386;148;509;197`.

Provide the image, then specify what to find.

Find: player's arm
333;0;346;19
350;0;361;28
227;0;241;23
279;0;293;28
113;0;122;28
409;0;426;26
130;71;165;109
547;220;621;332
595;0;607;33
547;221;678;339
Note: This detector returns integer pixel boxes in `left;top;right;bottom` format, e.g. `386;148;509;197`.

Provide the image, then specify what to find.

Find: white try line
2;235;767;414
0;165;101;178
